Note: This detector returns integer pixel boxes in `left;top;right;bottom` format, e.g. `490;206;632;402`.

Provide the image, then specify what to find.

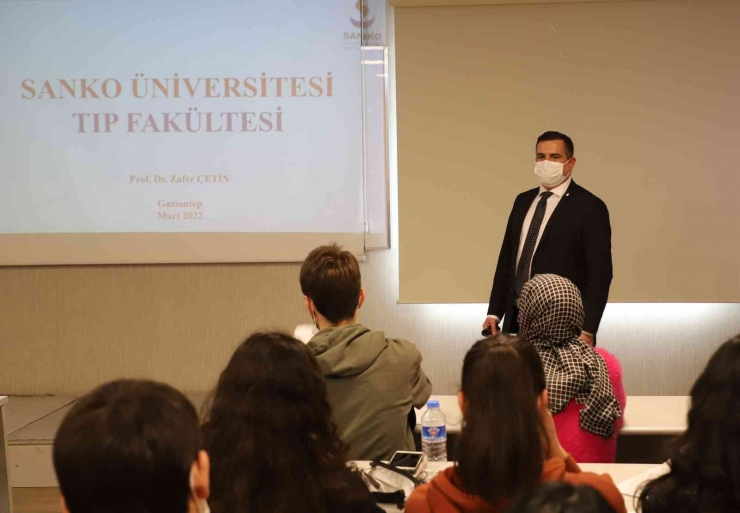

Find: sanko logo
344;0;382;42
350;0;374;29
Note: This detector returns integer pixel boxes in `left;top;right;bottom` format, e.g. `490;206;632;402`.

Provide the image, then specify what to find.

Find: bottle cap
427;399;440;409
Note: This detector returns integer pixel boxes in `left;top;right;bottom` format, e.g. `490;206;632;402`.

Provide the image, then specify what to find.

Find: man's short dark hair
536;131;575;159
300;243;361;324
53;380;201;513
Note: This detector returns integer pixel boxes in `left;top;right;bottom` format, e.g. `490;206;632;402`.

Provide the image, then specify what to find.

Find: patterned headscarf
518;274;622;438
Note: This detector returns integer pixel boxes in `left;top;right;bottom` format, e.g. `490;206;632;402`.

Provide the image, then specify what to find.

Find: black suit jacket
487;181;613;335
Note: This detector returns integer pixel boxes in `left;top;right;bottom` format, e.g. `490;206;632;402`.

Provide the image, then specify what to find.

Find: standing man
482;131;613;346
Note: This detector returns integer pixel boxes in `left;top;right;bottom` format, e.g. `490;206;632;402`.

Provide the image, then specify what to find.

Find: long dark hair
457;334;548;506
202;332;367;513
638;335;740;513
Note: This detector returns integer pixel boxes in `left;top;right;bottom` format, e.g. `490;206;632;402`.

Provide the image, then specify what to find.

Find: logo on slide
350;0;374;29
343;0;383;46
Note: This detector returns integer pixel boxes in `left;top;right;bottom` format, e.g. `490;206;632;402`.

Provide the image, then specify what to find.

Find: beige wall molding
0;232;364;266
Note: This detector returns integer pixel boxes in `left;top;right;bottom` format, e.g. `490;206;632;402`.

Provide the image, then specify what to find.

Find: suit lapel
511;188;539;262
538;180;579;249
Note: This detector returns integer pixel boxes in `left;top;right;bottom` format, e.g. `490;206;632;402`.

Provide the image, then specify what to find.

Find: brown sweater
405;456;626;513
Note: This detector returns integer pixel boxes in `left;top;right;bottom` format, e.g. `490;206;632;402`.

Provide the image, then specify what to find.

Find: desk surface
354;460;658;513
621;396;688;435
415;395;689;436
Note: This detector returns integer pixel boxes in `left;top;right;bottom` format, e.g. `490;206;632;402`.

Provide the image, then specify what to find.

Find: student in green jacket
300;243;433;461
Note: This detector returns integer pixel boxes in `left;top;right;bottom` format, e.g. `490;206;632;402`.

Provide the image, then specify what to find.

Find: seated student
638;334;740;513
518;274;625;463
53;380;210;513
507;482;617;513
202;332;382;513
405;335;626;513
299;244;432;460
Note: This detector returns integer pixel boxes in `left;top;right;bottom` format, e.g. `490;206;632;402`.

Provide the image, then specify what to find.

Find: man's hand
579;332;595;347
482;317;500;334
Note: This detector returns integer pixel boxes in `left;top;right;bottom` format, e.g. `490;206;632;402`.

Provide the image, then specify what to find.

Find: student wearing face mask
53;380;210;513
299;243;432;461
482;131;613;346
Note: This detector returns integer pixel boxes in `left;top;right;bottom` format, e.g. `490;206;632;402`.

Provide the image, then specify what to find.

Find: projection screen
0;0;385;265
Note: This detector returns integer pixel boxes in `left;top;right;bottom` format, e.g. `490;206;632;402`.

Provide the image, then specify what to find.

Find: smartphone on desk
388;451;424;473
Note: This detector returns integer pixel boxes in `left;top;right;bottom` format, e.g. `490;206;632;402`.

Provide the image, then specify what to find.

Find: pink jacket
552;348;626;463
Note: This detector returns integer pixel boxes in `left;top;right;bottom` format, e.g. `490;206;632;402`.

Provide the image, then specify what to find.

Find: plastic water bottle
421;399;447;461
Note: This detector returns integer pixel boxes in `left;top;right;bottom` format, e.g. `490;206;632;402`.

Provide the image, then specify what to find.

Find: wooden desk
415;395;689;463
0;396;13;513
621;396;688;435
415;395;689;436
615;396;688;463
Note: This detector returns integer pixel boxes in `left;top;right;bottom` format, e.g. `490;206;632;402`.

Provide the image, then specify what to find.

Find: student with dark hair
299;243;432;460
53;380;210;513
202;332;382;513
405;335;625;513
638;335;740;513
507;482;617;513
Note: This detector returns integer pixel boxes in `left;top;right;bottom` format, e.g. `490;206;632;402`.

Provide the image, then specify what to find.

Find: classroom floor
13;488;60;513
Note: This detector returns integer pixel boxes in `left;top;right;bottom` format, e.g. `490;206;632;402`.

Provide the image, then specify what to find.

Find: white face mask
534;159;571;188
190;468;210;513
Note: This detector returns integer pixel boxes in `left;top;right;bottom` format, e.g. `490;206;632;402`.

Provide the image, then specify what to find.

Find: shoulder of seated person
593;348;624;379
593;347;620;366
404;483;431;513
385;336;424;357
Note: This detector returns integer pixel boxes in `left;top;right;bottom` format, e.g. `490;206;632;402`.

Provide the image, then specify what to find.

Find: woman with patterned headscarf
518;274;626;463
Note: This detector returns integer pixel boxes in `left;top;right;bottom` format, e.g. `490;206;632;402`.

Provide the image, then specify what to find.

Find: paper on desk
360;466;416;498
617;462;670;498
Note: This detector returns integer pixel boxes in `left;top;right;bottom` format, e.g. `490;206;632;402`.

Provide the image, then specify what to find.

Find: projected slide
0;0;365;236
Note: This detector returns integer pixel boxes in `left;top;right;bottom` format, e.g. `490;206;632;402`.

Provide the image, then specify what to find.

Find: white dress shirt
489;176;593;336
515;175;572;273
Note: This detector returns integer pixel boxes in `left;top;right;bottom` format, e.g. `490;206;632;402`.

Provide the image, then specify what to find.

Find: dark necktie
514;192;553;297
